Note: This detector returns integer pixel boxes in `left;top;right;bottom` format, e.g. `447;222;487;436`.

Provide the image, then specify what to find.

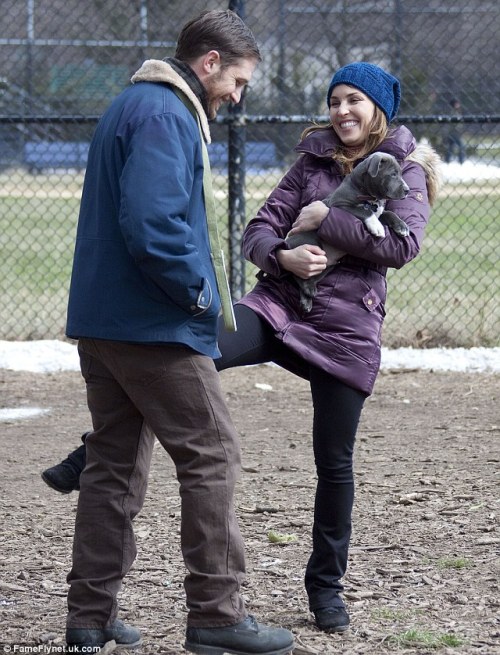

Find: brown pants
66;338;247;629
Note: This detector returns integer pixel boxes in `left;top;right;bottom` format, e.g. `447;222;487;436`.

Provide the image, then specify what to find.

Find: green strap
197;126;237;332
173;88;236;331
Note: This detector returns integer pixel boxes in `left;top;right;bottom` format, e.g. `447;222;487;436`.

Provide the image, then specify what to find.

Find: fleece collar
131;59;211;144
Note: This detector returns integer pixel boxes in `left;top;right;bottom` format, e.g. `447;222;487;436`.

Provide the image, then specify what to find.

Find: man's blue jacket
66;61;221;358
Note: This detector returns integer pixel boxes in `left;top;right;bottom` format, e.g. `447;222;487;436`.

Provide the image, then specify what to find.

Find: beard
206;101;218;120
204;70;227;120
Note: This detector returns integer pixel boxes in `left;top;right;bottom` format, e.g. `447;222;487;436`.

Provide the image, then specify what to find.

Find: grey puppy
286;152;409;312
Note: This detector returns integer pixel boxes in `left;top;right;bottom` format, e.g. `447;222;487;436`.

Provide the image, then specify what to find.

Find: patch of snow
0;340;498;374
441;159;500;183
0;406;49;421
381;346;500;373
0;339;80;373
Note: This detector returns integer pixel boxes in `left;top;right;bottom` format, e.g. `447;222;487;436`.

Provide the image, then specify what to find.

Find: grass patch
373;605;466;650
437;556;472;569
0;190;79;338
384;191;499;346
1;170;499;343
389;628;465;649
371;607;415;621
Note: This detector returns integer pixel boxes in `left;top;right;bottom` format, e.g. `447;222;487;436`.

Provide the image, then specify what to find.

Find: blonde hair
301;106;389;174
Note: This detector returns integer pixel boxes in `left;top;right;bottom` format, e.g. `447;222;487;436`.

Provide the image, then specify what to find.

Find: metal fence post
227;0;247;300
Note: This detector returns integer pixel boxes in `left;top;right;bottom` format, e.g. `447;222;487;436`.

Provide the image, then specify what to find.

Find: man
444;98;465;164
63;9;294;655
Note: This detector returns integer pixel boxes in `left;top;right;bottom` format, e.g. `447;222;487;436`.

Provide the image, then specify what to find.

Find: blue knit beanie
326;62;401;122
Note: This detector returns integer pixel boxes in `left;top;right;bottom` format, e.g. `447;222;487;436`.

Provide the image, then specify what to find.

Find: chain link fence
1;0;499;346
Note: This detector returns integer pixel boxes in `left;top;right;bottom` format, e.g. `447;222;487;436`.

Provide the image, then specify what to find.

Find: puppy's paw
373;202;385;219
381;211;410;237
364;215;386;238
394;223;410;237
300;297;313;313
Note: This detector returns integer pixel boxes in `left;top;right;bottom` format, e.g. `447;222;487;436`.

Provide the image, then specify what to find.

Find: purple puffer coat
238;125;431;395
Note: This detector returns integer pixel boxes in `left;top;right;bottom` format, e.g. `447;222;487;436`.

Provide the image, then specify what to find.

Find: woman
217;61;440;633
43;62;440;634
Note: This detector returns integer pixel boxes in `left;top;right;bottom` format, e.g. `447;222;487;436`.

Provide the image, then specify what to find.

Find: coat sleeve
242;159;304;275
118;111;217;315
317;159;431;269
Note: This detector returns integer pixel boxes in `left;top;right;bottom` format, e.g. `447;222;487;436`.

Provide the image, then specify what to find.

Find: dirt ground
0;364;499;654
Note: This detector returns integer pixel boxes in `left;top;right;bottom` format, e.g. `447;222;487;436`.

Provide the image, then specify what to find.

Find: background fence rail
1;0;499;346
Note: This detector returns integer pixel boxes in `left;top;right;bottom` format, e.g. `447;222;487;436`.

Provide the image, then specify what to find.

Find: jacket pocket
319;271;386;364
362;288;384;314
190;277;213;315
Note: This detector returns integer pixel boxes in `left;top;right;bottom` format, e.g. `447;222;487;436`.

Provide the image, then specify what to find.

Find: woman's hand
277;244;328;279
288;201;329;236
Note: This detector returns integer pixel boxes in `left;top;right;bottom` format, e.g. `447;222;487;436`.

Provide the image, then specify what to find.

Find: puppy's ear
367;154;381;177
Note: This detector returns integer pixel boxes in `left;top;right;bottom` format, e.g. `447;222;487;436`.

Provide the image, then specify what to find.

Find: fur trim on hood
406;141;442;206
131;59;211;144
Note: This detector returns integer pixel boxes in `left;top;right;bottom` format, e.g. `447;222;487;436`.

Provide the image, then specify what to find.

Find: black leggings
216;305;366;610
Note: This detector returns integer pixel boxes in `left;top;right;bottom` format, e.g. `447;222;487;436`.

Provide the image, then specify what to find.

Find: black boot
66;619;142;650
313;607;350;633
185;615;294;654
41;433;89;494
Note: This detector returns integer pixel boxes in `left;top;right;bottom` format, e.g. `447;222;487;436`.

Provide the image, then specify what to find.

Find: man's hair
175;9;261;67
